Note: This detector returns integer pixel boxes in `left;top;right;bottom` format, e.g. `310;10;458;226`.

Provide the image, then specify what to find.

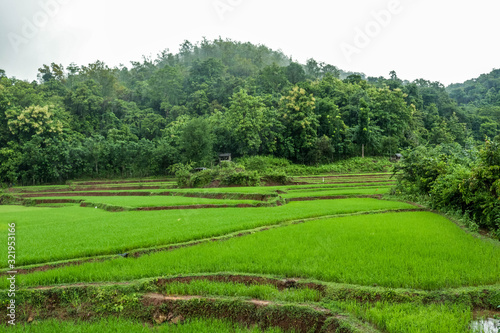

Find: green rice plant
159;280;321;303
31;196;262;208
4;317;285;332
280;157;394;176
327;300;473;333
293;175;394;184
282;187;391;199
17;180;394;197
0;198;414;267
165;182;395;194
9;212;500;290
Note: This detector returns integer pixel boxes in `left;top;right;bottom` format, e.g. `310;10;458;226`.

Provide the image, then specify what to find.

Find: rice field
28;195;264;208
1;173;499;332
0;198;413;267
327;301;473;333
8;211;499;290
4;317;286;333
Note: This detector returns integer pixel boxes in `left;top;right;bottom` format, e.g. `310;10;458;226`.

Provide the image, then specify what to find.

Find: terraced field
1;173;499;332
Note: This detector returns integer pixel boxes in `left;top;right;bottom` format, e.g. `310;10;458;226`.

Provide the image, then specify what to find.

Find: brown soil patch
473;309;500;319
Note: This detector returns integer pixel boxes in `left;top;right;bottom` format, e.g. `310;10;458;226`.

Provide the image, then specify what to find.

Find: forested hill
0;38;499;185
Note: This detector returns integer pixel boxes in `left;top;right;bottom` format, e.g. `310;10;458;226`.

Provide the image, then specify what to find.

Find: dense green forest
1;38;499;185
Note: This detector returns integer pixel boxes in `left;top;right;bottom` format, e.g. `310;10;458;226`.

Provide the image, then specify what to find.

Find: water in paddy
470;318;500;333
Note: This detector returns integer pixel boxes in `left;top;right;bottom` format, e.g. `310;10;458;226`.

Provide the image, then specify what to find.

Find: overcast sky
0;0;498;86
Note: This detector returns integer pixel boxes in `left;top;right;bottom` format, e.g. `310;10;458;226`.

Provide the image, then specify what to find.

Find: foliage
394;137;500;235
261;171;291;185
0;38;497;185
236;155;291;173
278;86;319;162
6;105;66;141
176;163;261;188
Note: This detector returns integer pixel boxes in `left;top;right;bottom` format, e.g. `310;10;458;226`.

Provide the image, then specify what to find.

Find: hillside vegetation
1;38;499;185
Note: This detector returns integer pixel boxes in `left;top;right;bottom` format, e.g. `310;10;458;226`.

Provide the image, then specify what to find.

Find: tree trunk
362;144;365;158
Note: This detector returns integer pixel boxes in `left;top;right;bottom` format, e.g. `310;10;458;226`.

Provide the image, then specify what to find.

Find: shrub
189;169;217;188
236;156;290;173
430;164;471;210
220;171;260;186
394;139;500;235
261;172;291;185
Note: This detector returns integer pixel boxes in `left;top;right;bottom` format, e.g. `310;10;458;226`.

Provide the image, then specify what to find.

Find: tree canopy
0;38;498;185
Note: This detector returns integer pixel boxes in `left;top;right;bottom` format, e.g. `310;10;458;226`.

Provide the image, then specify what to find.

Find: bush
189;169;217;188
236;156;290;173
430;164;471;210
394;139;500;236
175;162;259;188
220;171;260;186
261;172;291;185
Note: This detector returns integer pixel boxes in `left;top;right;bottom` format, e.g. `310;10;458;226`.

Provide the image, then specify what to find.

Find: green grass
12;182;396;198
0;198;414;267
281;186;391;199
6;181;177;194
9;211;500;290
31;196;262;208
159;280;321;303
2;317;284;332
326;301;473;333
293;172;393;177
293;176;394;184
31;203;80;207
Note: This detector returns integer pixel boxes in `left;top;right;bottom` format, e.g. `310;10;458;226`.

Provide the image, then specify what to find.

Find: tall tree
221;89;268;156
179;117;214;166
279;86;319;162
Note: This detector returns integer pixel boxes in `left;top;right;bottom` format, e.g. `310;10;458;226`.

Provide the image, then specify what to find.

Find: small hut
391;153;403;162
219;153;231;163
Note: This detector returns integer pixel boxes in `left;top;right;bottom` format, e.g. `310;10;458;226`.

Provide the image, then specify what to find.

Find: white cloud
0;0;498;85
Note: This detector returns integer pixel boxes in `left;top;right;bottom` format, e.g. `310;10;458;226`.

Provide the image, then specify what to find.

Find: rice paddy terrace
0;173;499;332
